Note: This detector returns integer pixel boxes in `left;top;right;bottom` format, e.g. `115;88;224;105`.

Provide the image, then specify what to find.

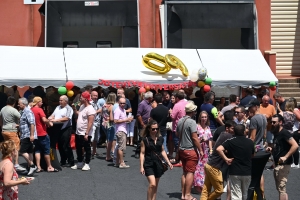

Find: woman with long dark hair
140;120;173;200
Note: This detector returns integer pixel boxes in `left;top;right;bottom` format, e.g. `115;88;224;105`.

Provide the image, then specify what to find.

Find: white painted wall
182;29;243;49
62;26;122;48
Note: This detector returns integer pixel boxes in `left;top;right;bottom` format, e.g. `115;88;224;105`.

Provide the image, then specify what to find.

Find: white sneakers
82;164;90;171
15;165;27;172
291;163;300;169
71;162;90;171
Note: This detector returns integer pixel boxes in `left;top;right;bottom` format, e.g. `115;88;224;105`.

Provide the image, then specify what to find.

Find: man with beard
266;114;298;200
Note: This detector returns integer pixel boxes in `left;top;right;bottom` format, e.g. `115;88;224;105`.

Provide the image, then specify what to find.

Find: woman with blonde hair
193;111;212;193
140;120;173;200
279;101;296;133
0;140;30;199
102;92;116;161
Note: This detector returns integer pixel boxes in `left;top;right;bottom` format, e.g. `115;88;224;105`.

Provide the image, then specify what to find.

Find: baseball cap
245;99;260;108
81;91;91;101
32;97;42;106
185;101;197;113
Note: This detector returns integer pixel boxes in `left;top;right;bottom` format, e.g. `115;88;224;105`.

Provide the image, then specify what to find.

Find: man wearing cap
31;97;59;172
18;97;38;176
176;101;202;200
48;95;74;167
71;91;95;171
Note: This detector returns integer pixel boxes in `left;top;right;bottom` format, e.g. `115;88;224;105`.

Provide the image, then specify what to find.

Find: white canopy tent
0;46;67;87
0;46;278;89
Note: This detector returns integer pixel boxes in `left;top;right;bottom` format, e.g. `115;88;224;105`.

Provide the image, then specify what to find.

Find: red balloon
139;87;146;94
203;85;211;92
270;86;276;91
66;81;74;90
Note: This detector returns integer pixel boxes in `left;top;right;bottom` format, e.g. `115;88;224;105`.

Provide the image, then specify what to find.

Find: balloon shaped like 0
142;53;171;74
198;67;207;80
165;54;189;77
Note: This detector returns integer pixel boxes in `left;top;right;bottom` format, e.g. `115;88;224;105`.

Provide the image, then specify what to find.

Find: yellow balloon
67;90;74;97
165;54;189;76
142;53;171;74
198;81;205;88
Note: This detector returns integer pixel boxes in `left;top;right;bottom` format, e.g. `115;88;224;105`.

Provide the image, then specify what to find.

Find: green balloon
205;77;212;85
58;86;67;95
269;81;276;87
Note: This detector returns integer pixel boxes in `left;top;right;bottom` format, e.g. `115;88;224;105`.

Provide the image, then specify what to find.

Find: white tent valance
0;46;278;88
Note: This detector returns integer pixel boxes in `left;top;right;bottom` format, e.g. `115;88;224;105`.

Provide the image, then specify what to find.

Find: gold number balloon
142;53;171;74
142;52;189;77
165;54;189;76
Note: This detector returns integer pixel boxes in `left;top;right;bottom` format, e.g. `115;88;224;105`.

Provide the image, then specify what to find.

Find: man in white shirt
48;95;74;167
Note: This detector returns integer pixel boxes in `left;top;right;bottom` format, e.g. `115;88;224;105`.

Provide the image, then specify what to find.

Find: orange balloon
203;85;211;92
197;81;205;88
145;85;150;91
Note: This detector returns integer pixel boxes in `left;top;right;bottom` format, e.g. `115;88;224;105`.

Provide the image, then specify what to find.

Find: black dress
143;136;165;178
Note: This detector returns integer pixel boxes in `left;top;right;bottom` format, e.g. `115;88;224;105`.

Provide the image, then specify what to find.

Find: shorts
116;131;126;151
274;165;291;194
179;149;198;173
2;132;20;150
19;138;34;154
91;126;100;142
144;164;164;178
105;126;115;142
35;135;51;155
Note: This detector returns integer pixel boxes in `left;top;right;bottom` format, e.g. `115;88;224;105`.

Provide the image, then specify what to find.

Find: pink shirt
171;99;188;132
114;106;127;134
76;104;96;136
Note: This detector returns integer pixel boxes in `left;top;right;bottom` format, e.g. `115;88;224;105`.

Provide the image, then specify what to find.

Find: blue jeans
104;126;115;142
172;131;179;151
161;130;168;154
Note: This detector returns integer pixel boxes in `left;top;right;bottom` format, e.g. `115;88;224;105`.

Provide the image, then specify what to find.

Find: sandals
119;164;130;169
36;168;44;173
47;168;59;172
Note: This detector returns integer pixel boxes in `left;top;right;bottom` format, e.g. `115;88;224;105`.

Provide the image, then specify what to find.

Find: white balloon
190;74;198;82
192;68;199;75
198;67;207;80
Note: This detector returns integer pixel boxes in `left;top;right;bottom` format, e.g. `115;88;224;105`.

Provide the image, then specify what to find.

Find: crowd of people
0;85;299;200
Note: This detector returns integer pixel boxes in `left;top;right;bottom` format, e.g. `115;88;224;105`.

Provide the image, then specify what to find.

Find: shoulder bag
145;137;169;172
175;117;190;162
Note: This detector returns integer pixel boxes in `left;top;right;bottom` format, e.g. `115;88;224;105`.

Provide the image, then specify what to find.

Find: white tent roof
0;46;277;88
197;49;278;88
0;46;66;87
63;48;201;87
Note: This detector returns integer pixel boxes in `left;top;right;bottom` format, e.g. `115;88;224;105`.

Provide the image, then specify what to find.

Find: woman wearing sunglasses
140;120;173;200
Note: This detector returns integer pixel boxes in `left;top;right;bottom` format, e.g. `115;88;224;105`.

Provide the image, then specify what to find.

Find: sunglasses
271;121;278;125
151;128;159;131
235;111;241;114
119;103;126;105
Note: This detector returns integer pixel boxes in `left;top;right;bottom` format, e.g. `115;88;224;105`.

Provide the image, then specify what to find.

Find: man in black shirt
200;120;236;200
212;110;235;146
273;92;287;114
266;114;298;200
217;124;254;200
150;93;169;153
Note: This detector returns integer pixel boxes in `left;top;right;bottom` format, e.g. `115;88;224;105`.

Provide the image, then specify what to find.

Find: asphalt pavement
17;146;300;200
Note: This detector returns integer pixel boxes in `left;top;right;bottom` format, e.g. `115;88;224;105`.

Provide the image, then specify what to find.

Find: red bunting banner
98;79;196;90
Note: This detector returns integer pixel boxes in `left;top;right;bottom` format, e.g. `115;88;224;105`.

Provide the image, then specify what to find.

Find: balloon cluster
138;85;151;94
58;81;75;97
190;67;212;92
269;81;276;91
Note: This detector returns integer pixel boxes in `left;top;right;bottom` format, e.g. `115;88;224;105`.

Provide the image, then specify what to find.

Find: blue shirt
19;107;37;140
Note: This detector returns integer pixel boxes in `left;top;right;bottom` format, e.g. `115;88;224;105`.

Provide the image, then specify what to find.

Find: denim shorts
105;126;115;142
35;135;50;155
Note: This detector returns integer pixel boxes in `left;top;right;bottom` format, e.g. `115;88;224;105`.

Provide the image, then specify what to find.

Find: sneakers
27;165;37;176
71;162;84;170
291;163;300;168
82;164;90;171
15;165;27;172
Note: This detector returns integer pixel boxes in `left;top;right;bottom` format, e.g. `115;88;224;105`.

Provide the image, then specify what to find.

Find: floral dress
0;160;18;200
194;125;212;188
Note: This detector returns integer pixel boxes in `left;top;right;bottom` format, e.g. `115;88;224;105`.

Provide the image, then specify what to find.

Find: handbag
145;137;169;172
175;117;190;162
